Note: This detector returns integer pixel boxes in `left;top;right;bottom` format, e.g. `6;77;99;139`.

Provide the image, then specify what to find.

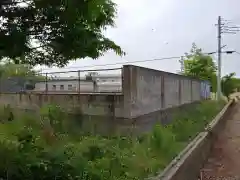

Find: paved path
200;101;240;180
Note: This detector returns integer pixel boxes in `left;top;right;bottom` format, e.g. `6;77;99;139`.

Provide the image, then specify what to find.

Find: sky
40;0;240;77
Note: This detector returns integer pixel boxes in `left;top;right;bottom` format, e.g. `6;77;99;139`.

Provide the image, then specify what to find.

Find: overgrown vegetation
0;100;225;180
221;72;238;100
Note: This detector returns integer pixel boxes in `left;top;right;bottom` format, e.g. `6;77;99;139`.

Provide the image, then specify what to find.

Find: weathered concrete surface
0;65;211;135
0;93;124;117
122;65;206;119
200;100;240;180
0;93;202;135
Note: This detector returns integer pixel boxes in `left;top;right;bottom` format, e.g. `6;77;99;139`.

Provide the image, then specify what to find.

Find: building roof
36;78;93;83
94;74;121;78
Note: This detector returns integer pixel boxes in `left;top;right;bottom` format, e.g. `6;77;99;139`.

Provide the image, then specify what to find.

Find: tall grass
0;100;225;180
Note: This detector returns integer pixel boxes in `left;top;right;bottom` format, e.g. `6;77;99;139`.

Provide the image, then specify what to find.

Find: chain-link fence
32;67;123;94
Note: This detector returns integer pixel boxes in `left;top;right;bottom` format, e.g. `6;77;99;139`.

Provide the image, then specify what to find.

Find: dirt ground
200;102;240;180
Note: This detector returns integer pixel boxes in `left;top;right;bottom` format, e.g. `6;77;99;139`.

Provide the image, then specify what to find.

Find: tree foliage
183;43;217;91
221;73;237;100
231;77;240;91
0;61;43;80
0;0;124;67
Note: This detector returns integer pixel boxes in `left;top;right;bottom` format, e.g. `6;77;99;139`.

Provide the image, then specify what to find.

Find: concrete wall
96;82;122;92
0;65;210;135
0;93;123;117
0;93;126;135
122;65;208;119
0;93;201;135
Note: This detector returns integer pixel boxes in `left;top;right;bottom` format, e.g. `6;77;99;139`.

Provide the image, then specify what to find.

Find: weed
0;100;225;180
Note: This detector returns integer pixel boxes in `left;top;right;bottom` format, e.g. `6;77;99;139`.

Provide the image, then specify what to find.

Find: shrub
0;100;226;180
40;104;65;132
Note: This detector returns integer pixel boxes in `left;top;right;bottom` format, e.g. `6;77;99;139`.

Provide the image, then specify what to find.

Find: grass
0;100;226;180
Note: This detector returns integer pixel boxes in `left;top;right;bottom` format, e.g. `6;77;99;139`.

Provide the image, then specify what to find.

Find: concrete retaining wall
0;93;201;135
122;65;209;119
149;99;235;180
0;93;124;117
0;65;211;135
0;93;126;135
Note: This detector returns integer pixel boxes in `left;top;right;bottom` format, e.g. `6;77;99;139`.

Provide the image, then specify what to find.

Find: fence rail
35;67;123;94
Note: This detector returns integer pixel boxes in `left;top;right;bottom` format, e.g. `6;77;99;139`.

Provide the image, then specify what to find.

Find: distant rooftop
36;78;92;83
94;74;121;78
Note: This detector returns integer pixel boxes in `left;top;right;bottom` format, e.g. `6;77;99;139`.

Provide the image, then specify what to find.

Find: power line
235;51;240;55
43;67;122;75
40;56;182;72
40;52;218;72
39;49;240;73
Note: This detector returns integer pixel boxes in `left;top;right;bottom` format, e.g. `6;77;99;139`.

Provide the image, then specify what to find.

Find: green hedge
0;100;225;180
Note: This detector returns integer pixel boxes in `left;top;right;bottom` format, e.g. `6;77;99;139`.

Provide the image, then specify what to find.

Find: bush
0;100;225;180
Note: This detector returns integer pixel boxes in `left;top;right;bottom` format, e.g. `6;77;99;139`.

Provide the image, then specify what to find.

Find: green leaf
0;0;124;67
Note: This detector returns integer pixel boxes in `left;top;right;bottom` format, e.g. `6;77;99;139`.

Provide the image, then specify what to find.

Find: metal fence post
78;70;80;94
161;75;165;109
179;79;182;105
45;73;48;94
190;79;193;102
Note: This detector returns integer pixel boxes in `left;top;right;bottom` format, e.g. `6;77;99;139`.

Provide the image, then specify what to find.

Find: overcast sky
40;0;240;77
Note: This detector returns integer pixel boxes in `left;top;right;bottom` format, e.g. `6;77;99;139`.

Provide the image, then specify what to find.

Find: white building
34;78;95;92
94;74;122;92
33;74;122;92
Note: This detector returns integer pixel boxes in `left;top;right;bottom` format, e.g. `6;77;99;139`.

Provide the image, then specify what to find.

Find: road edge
148;98;236;180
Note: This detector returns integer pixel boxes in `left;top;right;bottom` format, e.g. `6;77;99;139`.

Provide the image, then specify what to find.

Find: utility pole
179;56;184;73
217;16;222;101
216;16;239;101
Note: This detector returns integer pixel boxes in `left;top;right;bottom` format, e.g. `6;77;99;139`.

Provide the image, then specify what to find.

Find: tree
183;43;217;92
0;61;44;80
0;0;124;67
231;77;240;91
0;61;45;90
221;73;237;101
0;63;34;77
